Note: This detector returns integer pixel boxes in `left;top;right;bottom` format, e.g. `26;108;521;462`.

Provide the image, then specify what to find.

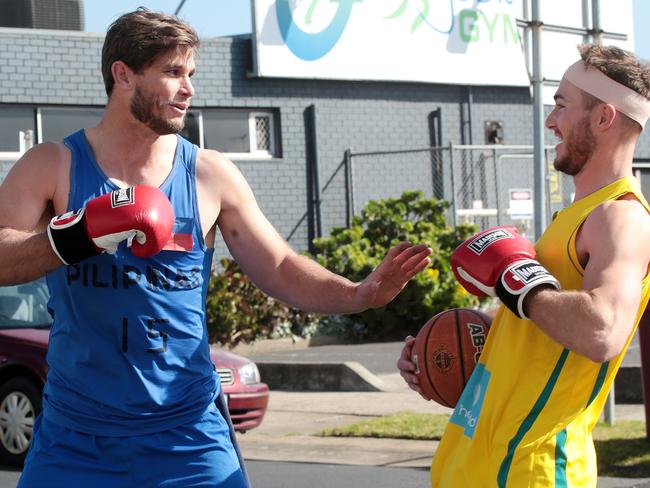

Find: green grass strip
317;411;449;441
317;412;650;478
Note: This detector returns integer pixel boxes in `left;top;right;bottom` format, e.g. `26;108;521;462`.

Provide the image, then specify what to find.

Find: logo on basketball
432;347;455;373
467;322;488;362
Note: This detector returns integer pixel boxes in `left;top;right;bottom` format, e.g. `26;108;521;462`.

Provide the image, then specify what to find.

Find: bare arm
199;151;431;314
526;198;650;362
250;240;431;313
0;143;68;285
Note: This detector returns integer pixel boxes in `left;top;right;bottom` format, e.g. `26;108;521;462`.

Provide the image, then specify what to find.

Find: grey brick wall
0;28;105;105
3;28;649;256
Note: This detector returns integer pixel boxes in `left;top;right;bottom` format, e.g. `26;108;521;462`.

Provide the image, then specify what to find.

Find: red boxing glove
47;186;175;265
451;226;560;319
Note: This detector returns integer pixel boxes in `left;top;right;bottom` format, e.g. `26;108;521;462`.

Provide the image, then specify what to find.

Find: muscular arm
198;151;430;314
0;143;67;285
527;198;650;362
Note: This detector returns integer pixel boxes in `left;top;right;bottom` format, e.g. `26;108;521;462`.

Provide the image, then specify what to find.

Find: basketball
412;308;492;408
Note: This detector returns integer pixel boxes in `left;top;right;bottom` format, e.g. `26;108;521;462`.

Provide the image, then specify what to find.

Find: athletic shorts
17;402;248;488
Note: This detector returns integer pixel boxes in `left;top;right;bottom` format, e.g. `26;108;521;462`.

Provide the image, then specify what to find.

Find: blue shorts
17;402;248;488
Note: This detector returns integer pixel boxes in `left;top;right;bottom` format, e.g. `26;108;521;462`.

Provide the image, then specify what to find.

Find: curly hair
577;44;650;107
101;7;199;96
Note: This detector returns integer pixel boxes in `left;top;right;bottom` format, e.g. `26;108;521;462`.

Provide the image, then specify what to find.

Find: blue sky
633;0;650;59
83;0;252;38
83;0;650;58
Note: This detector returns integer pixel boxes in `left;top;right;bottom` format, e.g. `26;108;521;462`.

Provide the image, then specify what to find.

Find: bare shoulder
2;142;70;196
195;147;239;179
0;141;71;229
10;141;69;172
195;148;254;207
581;195;650;255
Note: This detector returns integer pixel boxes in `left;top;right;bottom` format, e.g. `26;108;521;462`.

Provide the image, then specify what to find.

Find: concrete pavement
230;338;650;487
236;375;449;469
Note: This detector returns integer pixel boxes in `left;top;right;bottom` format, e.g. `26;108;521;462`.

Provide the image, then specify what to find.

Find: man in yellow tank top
398;44;650;487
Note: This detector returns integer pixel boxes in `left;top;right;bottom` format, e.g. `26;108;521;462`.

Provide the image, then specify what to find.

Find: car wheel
0;377;41;466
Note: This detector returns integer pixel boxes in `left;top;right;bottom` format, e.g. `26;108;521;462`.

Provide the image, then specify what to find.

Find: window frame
36;106;105;144
199;108;278;160
0;106;37;152
0;105;281;160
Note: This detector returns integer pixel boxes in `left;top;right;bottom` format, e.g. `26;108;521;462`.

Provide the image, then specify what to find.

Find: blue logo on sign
449;363;490;438
275;0;363;61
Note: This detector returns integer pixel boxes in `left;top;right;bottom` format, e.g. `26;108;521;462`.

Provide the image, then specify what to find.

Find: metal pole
588;0;615;425
344;149;354;227
582;0;592;43
174;0;188;15
307;105;323;238
467;87;474;145
429;108;444;199
639;310;650;440
603;386;616;425
449;141;457;228
592;0;602;44
531;0;547;240
493;147;502;226
349;151;356;220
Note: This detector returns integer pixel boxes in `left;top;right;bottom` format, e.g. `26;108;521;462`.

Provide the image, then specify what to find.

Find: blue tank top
43;129;219;436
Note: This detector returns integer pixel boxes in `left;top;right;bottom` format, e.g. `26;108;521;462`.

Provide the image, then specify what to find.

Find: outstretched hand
356;242;431;309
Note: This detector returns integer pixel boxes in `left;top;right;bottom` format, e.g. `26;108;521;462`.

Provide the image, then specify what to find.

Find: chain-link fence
346;143;574;239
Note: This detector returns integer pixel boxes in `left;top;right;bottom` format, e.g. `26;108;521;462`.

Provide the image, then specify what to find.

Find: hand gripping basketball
412;308;492;407
451;226;560;319
47;186;175;265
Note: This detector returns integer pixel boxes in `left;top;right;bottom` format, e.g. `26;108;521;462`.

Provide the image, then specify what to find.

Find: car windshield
0;278;51;329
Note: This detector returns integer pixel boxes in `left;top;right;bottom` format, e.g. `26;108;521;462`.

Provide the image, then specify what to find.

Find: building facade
1;21;649;256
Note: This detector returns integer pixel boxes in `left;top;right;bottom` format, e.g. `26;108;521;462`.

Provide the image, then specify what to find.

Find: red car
0;279;269;466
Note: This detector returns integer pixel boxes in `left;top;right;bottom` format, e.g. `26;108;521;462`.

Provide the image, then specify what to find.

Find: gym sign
252;0;529;86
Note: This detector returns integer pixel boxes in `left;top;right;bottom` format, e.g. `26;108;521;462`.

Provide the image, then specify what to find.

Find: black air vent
0;0;84;31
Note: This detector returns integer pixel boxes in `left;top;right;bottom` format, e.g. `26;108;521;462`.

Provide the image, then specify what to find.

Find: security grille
216;367;234;385
254;114;271;152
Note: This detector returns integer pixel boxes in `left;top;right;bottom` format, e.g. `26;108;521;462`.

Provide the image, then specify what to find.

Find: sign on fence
508;188;533;220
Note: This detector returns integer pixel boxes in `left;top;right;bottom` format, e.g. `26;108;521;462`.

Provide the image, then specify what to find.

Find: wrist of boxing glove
494;259;560;320
47;208;100;265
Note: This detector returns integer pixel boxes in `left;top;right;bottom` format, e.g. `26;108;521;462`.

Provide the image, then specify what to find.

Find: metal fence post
603;388;615;425
344;149;354;227
449;141;457;227
493;146;502;226
638;307;650;440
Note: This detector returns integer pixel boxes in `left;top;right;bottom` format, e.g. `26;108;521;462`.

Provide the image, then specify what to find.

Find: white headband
563;60;650;129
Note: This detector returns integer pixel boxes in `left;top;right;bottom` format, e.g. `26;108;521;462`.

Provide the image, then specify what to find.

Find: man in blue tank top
0;8;432;488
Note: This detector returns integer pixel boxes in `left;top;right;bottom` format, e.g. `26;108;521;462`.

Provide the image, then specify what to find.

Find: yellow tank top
430;176;650;487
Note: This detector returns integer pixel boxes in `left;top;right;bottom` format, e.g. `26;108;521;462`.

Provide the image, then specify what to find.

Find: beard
130;85;185;135
553;115;597;176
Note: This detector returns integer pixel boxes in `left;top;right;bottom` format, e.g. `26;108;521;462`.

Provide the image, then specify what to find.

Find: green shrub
205;257;316;346
205;191;481;346
310;191;480;341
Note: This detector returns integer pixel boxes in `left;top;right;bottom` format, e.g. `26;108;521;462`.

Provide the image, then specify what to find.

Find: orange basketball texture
413;308;492;408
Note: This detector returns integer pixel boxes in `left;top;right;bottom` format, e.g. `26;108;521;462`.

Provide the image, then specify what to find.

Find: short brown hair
101;7;199;96
578;44;650;117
